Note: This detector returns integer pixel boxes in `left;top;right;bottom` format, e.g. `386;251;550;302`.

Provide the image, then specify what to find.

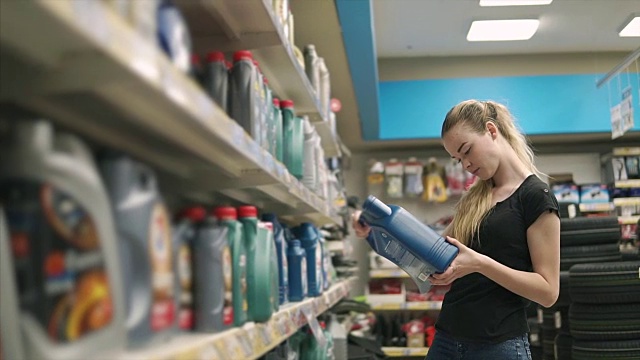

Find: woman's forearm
477;253;559;307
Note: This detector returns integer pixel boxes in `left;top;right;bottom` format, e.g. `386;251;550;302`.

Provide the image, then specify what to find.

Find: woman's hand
429;236;483;286
351;210;371;238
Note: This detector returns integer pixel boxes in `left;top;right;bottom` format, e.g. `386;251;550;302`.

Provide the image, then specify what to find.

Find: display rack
0;0;340;226
119;278;356;360
174;0;342;157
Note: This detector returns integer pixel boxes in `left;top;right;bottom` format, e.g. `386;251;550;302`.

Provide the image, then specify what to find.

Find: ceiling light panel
619;16;640;37
467;19;540;41
479;0;552;6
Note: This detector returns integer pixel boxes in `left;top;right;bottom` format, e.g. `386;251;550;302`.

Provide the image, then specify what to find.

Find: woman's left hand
429;236;482;286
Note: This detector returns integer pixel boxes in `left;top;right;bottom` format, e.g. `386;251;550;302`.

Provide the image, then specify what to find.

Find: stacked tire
568;261;640;359
559;217;622;271
544;216;623;359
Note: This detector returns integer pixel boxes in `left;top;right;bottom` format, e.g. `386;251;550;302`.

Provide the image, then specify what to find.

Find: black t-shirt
435;174;559;343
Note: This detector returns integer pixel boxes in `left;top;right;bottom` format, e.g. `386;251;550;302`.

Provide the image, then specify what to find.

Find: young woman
352;100;560;360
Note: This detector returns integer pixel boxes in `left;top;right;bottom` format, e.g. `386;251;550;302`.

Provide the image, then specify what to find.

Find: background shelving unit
174;0;343;158
118;278;356;360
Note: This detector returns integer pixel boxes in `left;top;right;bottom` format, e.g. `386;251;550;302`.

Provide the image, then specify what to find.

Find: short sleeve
522;178;559;229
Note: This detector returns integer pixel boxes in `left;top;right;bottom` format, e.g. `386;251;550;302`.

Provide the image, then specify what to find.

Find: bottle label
178;243;193;330
148;204;175;331
372;231;435;293
1;181;113;342
222;245;234;325
301;257;307;296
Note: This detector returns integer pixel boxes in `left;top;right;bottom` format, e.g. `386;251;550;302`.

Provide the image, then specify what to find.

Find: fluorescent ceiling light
480;0;552;6
619;16;640;37
467;19;540;41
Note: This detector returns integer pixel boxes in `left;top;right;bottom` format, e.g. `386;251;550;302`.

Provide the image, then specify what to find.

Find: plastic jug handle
54;132;95;166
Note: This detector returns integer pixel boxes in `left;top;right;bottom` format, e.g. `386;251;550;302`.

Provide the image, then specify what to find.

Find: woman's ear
486;121;499;140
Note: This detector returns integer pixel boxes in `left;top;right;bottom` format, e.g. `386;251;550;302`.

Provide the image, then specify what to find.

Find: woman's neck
491;150;532;188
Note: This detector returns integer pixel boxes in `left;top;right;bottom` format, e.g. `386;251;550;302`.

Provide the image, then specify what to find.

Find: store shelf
174;0;343;158
119;278;355;360
382;347;429;357
370;269;410;279
613;147;640;156
614;197;640;207
579;203;615;212
619;215;640;225
371;301;443;311
615;180;640;188
0;0;338;226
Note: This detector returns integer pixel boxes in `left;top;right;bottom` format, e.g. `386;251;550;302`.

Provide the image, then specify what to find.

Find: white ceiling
374;0;640;58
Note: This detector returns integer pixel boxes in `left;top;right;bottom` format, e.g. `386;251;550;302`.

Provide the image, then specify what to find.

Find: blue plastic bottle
262;213;288;305
359;195;459;293
293;223;323;297
287;240;307;302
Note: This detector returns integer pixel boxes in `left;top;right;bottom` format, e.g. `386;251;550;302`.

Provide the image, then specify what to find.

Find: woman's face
442;122;501;181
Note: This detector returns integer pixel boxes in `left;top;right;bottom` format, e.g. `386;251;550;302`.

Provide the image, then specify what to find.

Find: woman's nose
463;159;472;169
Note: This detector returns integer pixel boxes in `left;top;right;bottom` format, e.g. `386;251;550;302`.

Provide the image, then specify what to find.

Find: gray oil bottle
229;50;261;142
100;155;177;348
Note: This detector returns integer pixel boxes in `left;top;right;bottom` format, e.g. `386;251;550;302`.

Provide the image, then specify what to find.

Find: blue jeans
425;331;532;360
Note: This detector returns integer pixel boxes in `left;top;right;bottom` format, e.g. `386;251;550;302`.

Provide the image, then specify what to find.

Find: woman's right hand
351;210;371;238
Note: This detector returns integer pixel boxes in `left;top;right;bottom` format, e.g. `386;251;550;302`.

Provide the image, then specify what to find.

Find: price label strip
236;331;254;358
213;337;230;360
198;343;222;360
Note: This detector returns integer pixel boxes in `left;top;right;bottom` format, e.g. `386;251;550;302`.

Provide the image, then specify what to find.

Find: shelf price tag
162;69;188;108
175;348;200;360
198;343;222;360
275;313;288;337
236;331;254;358
72;0;110;45
213;339;230;360
289;306;305;328
302;305;327;348
194;91;215;124
258;324;273;350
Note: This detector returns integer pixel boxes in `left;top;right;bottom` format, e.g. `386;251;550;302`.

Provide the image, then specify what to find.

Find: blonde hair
441;100;543;246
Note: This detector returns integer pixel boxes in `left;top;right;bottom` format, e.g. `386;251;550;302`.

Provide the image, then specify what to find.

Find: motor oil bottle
359;195;459;293
263;77;275;155
253;61;267;150
229;50;260;142
281;100;303;179
203;51;229;114
262;213;288;305
273;98;284;163
317;57;331;120
193;210;233;332
260;222;281;319
315;227;331;291
302;117;317;191
238;206;277;322
292;223;323;297
173;207;204;331
215;206;248;326
287;239;307;302
100;155;176;347
0;120;125;359
303;45;321;96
